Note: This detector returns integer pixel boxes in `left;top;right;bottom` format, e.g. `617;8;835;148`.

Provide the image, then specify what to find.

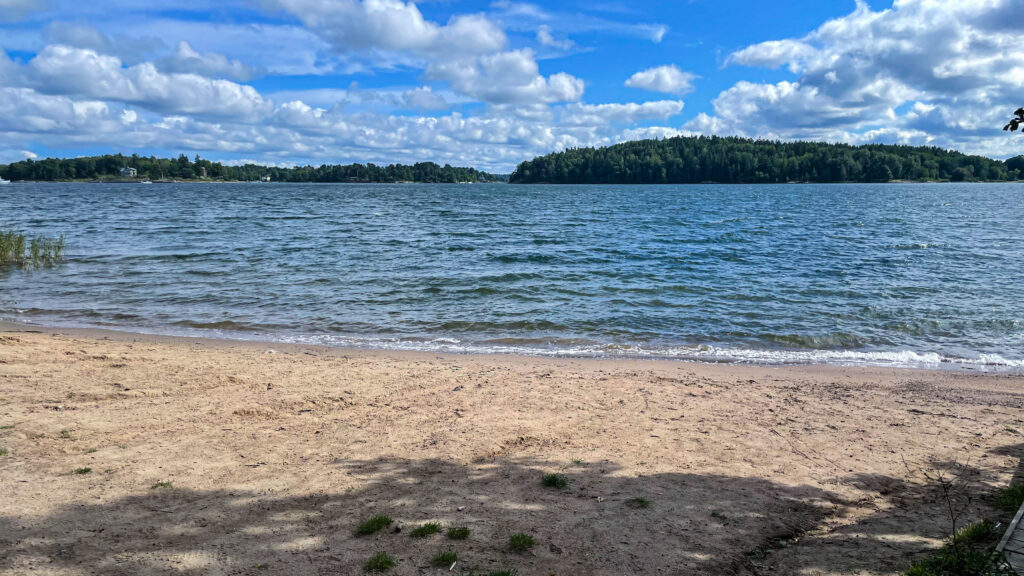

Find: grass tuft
60;429;72;439
0;230;65;269
508;533;534;552
430;549;458;567
905;520;1012;576
72;467;92;475
447;526;470;540
993;483;1024;515
410;522;441;537
541;473;568;489
363;551;396;572
625;497;650;509
0;447;8;457
357;515;393;536
949;520;994;547
151;481;173;489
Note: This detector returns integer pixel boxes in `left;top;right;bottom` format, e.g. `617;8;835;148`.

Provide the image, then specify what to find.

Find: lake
2;182;1022;370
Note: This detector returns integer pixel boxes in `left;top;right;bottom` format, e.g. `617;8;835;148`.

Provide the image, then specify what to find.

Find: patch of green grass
949;520;994;547
904;520;1012;576
0;447;8;457
0;425;14;430
86;448;98;454
151;481;173;489
410;522;441;537
430;550;458;567
72;467;91;475
59;429;72;439
993;483;1024;515
541;473;568;489
571;458;584;466
356;515;393;536
0;230;65;269
447;526;470;540
625;497;650;509
904;546;1012;576
508;533;534;553
363;552;396;572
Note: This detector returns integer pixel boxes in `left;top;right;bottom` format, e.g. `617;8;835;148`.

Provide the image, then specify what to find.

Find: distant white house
260;175;271;182
120;167;137;178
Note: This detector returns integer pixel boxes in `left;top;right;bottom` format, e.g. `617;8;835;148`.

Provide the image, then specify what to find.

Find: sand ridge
0;326;1022;575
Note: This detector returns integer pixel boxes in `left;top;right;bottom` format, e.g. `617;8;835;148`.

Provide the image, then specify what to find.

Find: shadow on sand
1;444;1020;575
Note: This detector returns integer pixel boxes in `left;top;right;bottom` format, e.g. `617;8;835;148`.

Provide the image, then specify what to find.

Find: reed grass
0;230;65;269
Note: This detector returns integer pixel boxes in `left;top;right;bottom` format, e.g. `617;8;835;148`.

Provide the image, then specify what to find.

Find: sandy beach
0;323;1022;575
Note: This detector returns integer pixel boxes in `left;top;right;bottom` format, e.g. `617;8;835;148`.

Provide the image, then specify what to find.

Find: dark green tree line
0;154;503;183
509;136;1022;184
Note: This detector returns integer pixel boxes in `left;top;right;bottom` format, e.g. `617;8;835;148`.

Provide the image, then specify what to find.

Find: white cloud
401;87;449;111
427;49;584;105
561;100;684;126
536;25;574;50
265;0;506;57
625;65;697;95
157;41;259;81
693;0;1024;158
28;45;273;120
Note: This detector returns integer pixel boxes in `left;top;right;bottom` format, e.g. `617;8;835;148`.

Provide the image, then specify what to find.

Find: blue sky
0;0;1021;171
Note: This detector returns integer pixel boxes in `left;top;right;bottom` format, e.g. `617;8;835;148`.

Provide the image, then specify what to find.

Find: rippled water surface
2;182;1023;370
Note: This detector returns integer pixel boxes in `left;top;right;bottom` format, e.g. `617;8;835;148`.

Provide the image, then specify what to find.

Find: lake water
2;182;1022;370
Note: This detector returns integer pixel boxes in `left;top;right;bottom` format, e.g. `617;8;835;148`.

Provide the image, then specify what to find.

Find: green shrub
72;467;91;475
541;473;568;489
410;522;441;537
447;526;470;540
508;533;534;552
0;448;8;457
363;552;396;572
151;481;173;489
357;515;393;536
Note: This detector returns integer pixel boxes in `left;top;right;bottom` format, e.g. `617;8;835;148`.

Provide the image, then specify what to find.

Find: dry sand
0;323;1022;575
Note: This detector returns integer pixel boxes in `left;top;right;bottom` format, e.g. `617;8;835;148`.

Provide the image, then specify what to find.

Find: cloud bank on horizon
0;0;1022;171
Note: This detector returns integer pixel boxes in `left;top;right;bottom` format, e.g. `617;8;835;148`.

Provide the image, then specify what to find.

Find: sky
0;0;1022;172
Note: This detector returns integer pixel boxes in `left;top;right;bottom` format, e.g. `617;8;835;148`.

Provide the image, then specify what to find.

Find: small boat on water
141;180;153;184
0;176;10;185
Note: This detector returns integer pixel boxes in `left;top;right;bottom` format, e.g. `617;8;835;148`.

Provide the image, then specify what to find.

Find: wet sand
1;322;1022;575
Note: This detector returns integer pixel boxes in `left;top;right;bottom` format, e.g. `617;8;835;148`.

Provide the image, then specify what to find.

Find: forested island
510;136;1024;184
0;154;503;183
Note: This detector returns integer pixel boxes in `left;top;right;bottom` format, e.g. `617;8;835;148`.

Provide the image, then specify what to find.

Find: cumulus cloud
156;41;259;81
561;100;684;126
625;65;697;95
265;0;506;57
401;87;449;111
693;0;1024;158
427;49;584;105
28;45;272;120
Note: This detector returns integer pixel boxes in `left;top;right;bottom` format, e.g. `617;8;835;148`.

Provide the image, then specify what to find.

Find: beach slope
0;326;1022;575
